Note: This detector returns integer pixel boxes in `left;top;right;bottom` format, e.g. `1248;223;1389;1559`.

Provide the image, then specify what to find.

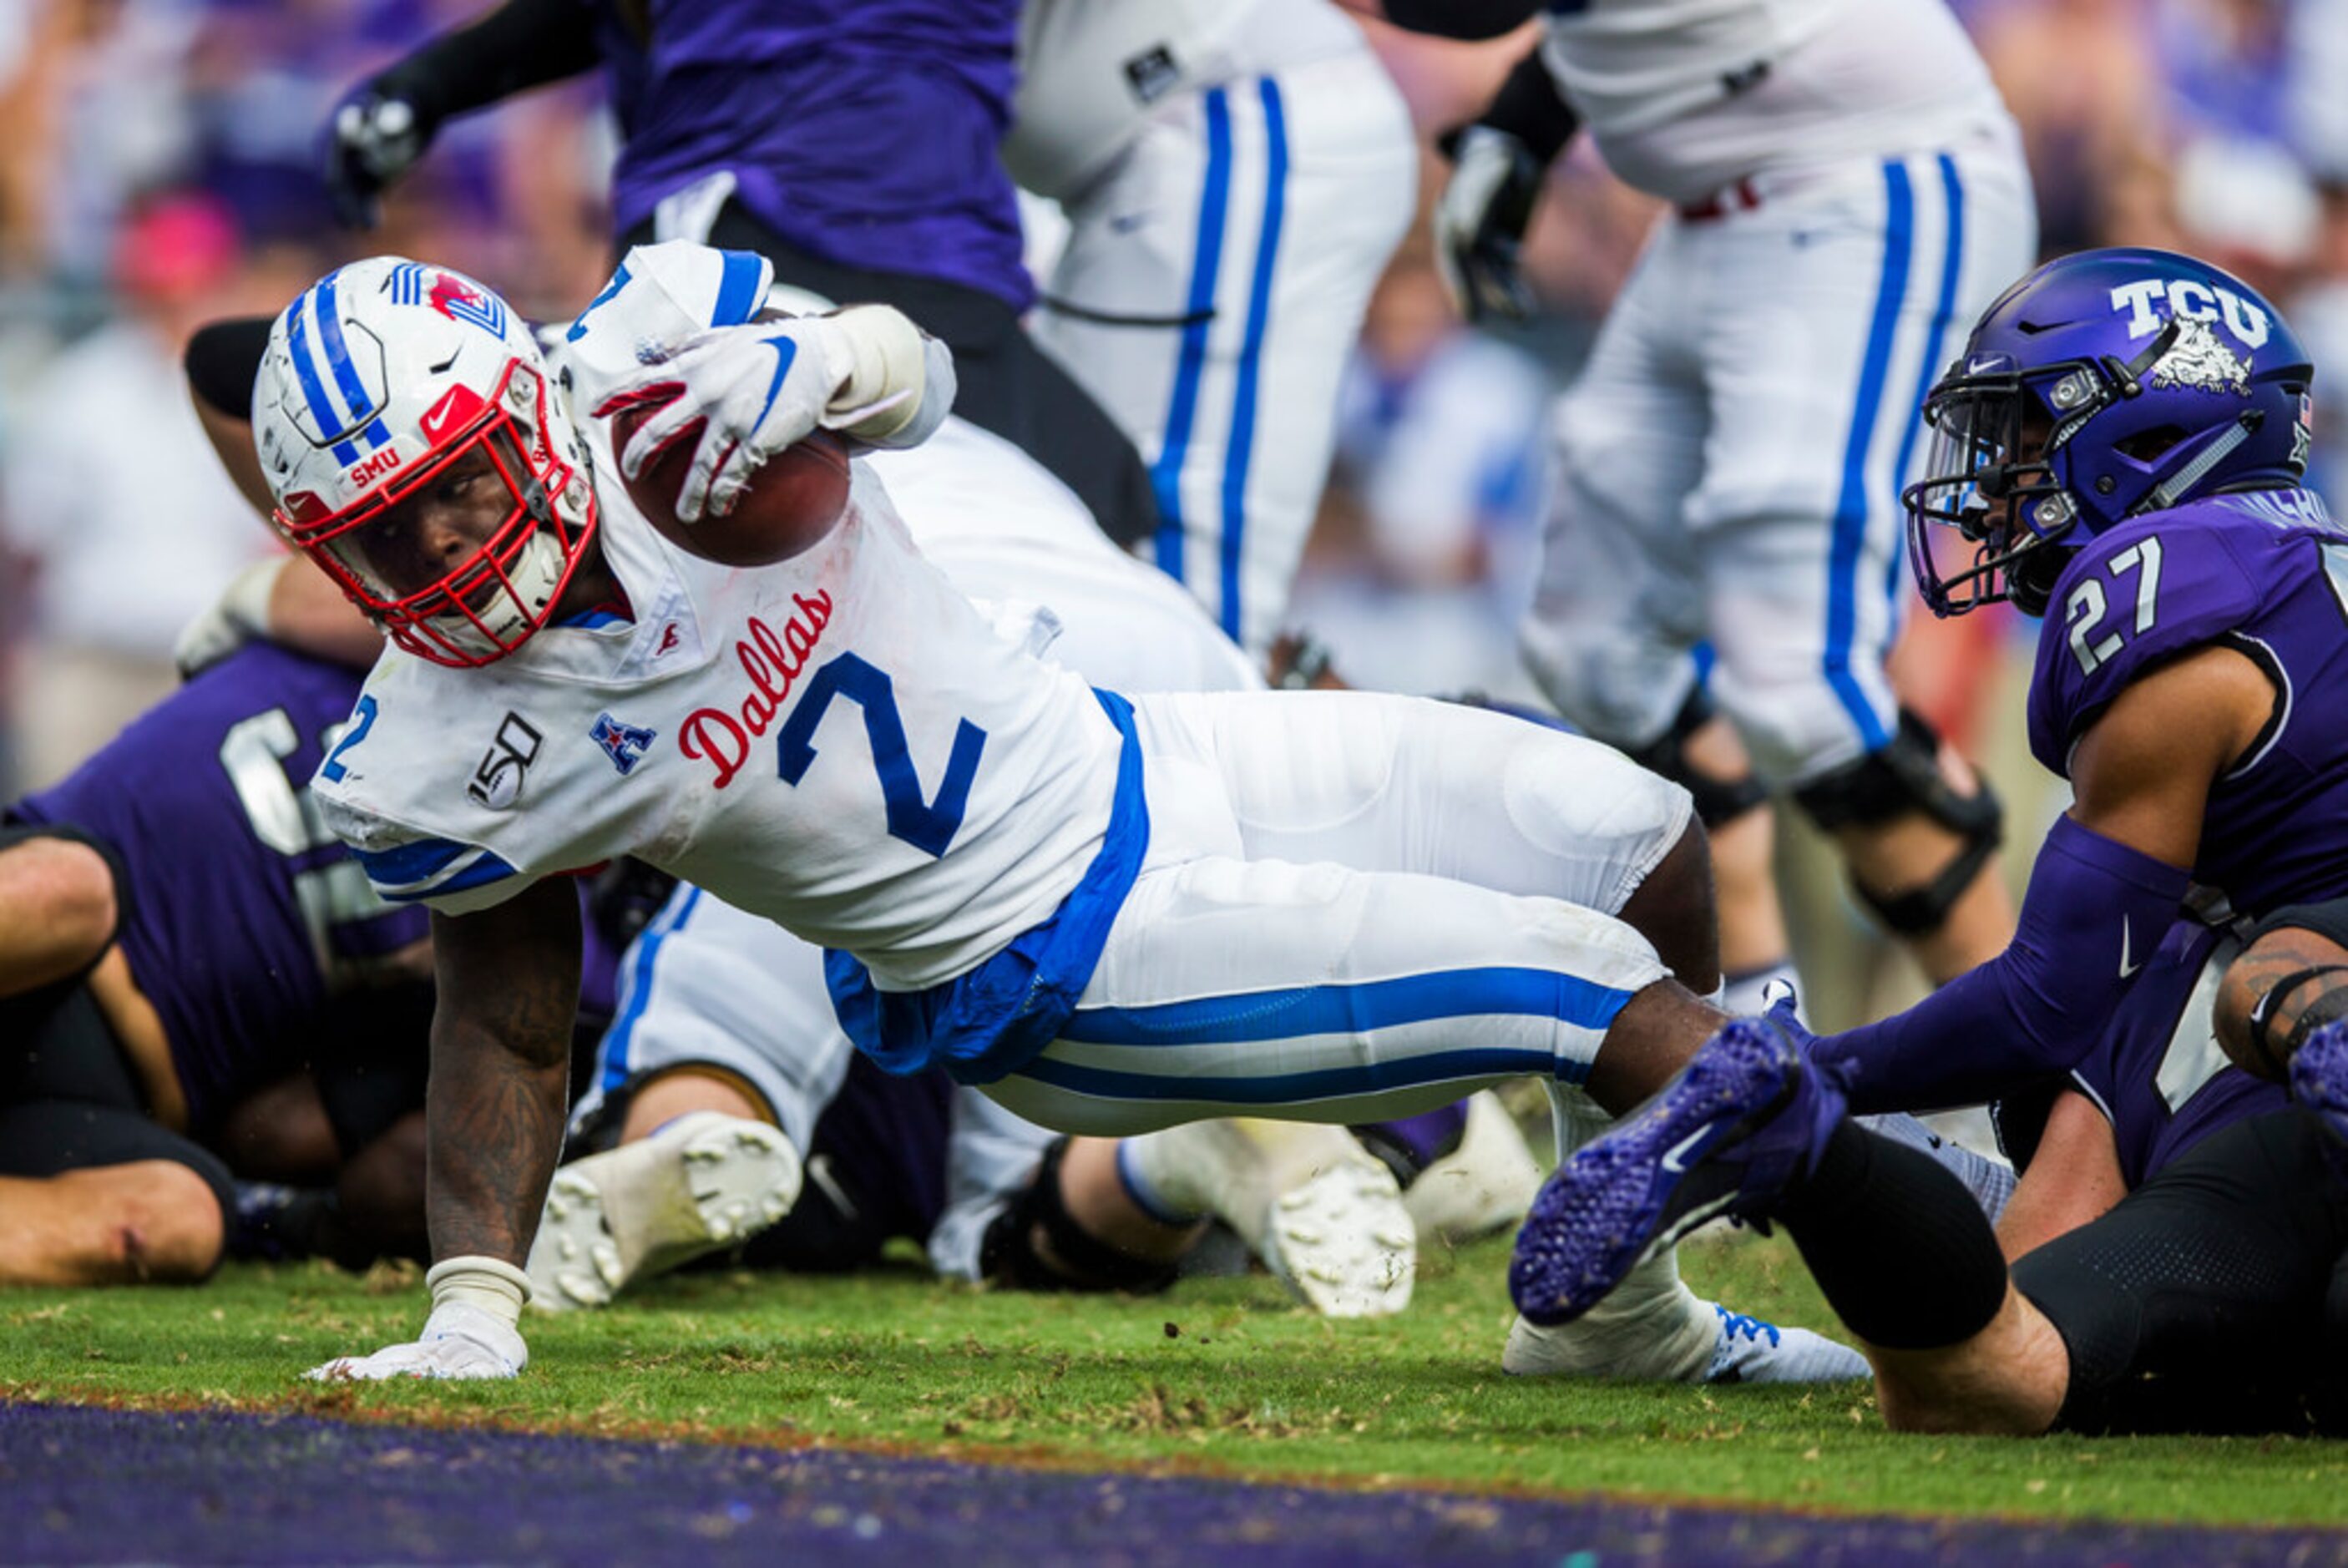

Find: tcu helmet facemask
254;258;597;665
1904;246;2315;617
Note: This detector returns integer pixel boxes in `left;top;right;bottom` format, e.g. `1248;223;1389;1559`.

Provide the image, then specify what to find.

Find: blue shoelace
1713;1304;1783;1348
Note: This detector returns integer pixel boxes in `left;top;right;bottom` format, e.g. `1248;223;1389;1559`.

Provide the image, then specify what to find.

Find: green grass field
5;1230;2344;1529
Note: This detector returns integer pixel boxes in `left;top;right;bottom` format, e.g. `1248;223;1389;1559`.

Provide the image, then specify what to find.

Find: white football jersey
312;264;1126;994
1541;0;2006;202
865;417;1265;698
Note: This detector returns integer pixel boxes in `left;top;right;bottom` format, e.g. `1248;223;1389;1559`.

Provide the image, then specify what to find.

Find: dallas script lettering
677;590;834;788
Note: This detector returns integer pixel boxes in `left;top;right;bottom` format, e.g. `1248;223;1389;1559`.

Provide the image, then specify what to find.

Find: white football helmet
253;257;596;666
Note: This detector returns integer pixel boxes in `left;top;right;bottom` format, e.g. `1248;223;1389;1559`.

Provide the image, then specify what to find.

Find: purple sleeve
1808;815;2190;1115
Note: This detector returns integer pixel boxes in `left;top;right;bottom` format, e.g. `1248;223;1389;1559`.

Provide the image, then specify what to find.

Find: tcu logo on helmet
2109;277;2270;350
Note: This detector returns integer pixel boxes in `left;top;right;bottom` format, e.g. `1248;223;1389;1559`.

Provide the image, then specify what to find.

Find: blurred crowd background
2;0;2345;1019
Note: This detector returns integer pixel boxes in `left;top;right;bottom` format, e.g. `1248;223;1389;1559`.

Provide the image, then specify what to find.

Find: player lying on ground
0;635;434;1286
1513;245;2348;1433
240;240;1858;1381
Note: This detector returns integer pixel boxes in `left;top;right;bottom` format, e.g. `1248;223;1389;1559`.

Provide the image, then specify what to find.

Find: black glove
318;0;604;230
322;79;438;230
1431;45;1578;324
1431;126;1544;323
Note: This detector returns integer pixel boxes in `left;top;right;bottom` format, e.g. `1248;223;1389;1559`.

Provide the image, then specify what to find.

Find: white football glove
306;1256;529;1382
607;321;845;525
173;557;288;680
604;306;951;524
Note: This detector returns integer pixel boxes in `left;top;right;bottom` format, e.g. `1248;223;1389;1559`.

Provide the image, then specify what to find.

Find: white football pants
1520;124;2037;783
989;690;1688;1135
1029;42;1414;655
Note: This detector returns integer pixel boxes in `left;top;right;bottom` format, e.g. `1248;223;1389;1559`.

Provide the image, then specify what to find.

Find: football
606;399;852;568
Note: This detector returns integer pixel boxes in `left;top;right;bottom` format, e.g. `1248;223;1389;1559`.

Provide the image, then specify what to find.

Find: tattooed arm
307;878;578;1382
426;877;581;1262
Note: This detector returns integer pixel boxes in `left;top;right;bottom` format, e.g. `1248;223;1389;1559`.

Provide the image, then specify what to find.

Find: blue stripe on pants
1886;153;1967;603
598;887;703;1096
1154;88;1234;584
1215;77;1290;641
1823;162;1915;751
1060;964;1634;1045
1016;1044;1572;1105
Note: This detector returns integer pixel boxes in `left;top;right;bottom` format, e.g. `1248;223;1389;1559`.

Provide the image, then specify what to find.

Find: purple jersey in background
2069;919;2285;1189
8;644;428;1127
2028;489;2348;921
603;0;1031;312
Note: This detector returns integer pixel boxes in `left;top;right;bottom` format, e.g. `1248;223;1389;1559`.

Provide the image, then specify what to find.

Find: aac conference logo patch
591;712;659;776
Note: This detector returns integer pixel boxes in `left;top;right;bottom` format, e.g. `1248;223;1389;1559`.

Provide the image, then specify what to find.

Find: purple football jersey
2069;919;2285;1186
604;0;1031;311
9;645;427;1126
2027;488;2348;919
807;1052;957;1242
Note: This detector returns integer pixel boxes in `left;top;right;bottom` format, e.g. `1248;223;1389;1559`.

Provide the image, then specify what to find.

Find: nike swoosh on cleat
1660;1125;1712;1174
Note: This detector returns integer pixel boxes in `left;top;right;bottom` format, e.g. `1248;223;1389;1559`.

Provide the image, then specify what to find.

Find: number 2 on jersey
776;653;988;857
2065;537;2163;677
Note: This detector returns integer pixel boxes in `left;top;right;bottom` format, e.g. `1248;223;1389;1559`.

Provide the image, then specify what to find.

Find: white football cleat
526;1111;802;1312
1702;1305;1871;1383
1400;1090;1544;1243
1500;1242;1867;1383
1125;1120;1416;1318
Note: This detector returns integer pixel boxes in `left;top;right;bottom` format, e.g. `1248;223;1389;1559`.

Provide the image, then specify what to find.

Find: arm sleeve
184;316;273;420
372;0;602;125
1443;44;1580;165
559;241;777;403
1808;814;2191;1115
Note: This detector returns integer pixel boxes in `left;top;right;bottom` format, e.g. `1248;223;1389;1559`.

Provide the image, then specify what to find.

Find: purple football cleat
1511;1017;1848;1327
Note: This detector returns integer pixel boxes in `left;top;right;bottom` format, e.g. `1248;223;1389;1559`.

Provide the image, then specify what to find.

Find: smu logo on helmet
2110;277;2270;350
391;262;510;340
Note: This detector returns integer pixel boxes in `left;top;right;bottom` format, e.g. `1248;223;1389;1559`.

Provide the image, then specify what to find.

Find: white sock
1116;1135;1206;1225
1721;961;1804;1020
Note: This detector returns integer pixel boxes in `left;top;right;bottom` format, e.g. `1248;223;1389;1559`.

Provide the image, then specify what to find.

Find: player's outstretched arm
1805;646;2274;1115
322;0;601;229
308;880;579;1382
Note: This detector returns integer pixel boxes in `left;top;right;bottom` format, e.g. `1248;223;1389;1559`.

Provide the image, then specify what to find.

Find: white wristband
220;557;287;635
425;1255;532;1331
822;305;947;445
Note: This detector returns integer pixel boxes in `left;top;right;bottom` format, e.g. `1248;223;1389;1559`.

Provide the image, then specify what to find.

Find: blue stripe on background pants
984;690;1688;1136
1029;45;1415;655
1518;125;2037;783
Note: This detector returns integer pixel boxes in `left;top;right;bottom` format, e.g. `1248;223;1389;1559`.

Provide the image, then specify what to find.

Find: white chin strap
437;528;569;658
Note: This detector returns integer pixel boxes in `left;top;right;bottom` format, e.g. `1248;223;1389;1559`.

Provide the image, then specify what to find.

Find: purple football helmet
1905;247;2315;617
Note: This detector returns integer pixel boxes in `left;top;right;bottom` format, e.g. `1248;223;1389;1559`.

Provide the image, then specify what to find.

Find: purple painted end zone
3;1404;2342;1566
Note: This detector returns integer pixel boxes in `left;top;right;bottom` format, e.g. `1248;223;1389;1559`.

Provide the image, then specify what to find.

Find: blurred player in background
1007;0;1416;653
319;0;1161;549
1430;0;2037;1013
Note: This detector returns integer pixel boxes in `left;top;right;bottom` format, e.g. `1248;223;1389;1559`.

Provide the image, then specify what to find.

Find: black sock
1774;1121;2009;1350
